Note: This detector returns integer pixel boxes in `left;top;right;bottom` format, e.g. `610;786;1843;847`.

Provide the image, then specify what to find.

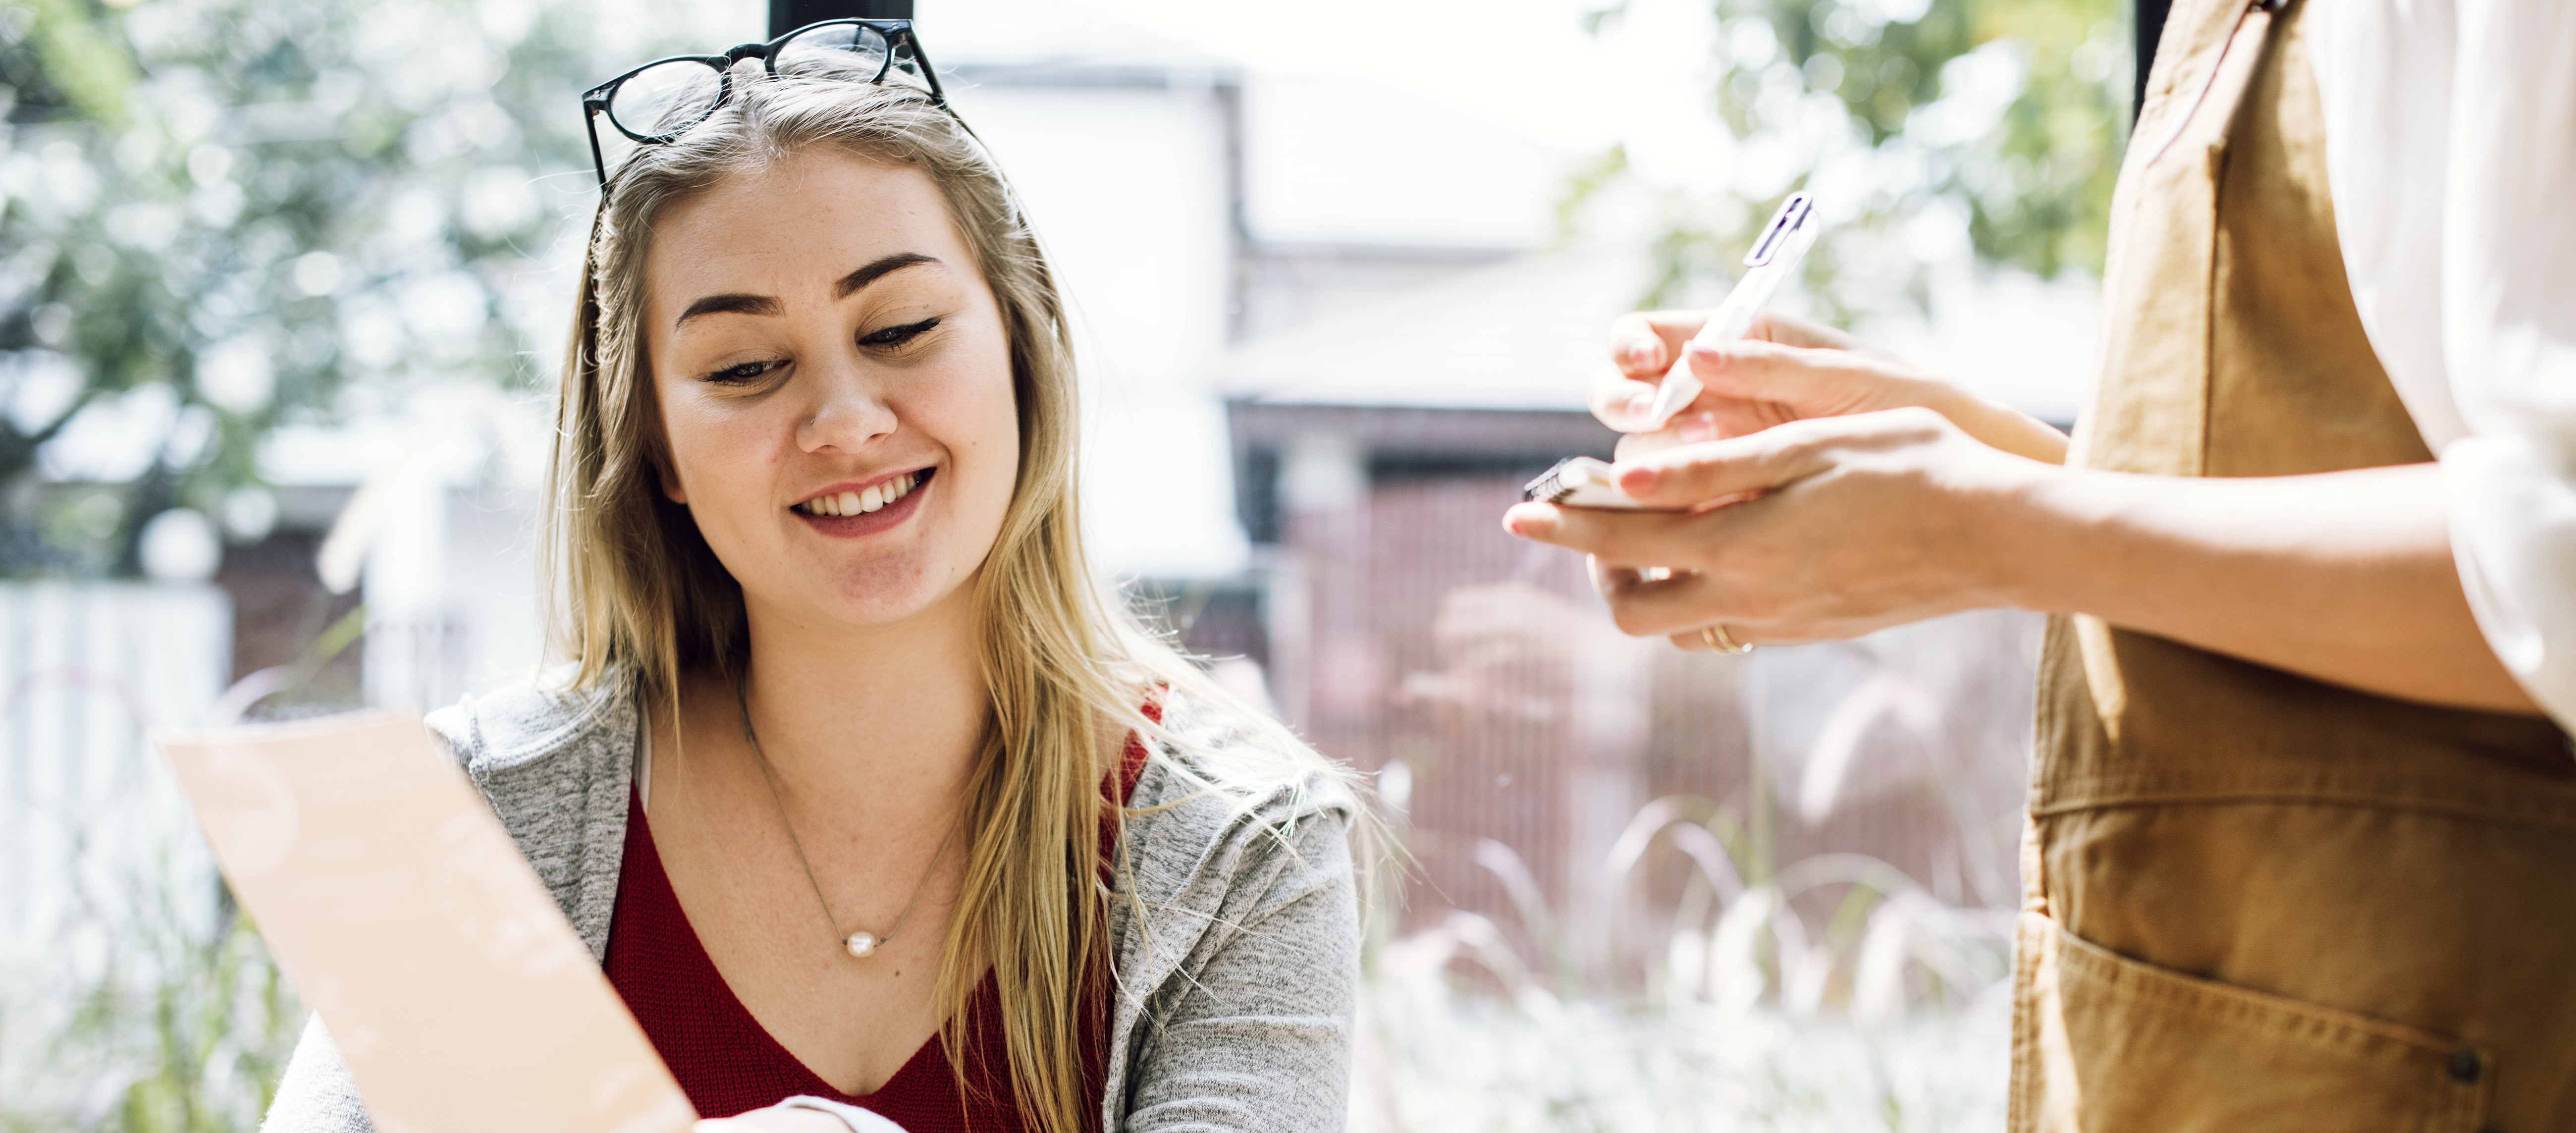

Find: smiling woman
642;157;1021;642
259;42;1361;1133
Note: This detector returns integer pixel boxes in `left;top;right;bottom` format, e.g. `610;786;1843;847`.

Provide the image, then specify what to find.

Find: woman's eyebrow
671;253;939;329
674;293;783;327
834;252;938;299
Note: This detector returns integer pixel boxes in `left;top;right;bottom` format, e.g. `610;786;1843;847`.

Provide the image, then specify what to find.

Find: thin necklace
735;677;959;960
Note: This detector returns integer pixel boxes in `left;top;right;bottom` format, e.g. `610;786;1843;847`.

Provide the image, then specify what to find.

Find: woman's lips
791;469;932;538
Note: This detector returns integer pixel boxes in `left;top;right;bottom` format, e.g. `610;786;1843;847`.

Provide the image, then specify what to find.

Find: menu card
158;711;695;1133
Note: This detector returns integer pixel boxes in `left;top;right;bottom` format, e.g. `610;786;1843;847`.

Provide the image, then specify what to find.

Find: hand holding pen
1585;194;2063;468
1589;307;2068;468
1504;190;2075;651
1633;194;1825;430
1508;326;2069;650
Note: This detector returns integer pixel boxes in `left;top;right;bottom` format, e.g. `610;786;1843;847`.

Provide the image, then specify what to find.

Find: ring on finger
1700;623;1753;654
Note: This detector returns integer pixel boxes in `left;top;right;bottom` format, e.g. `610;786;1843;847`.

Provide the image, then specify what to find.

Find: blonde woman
263;21;1359;1133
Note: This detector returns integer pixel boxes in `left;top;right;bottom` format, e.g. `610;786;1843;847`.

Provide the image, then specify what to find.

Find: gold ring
1700;624;1752;654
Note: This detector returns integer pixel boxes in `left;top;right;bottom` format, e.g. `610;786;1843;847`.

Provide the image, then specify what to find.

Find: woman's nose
795;361;898;454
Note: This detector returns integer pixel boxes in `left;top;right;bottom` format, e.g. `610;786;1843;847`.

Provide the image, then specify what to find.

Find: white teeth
799;474;920;518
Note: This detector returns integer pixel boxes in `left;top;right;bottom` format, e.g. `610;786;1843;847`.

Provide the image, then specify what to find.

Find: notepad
157;712;695;1133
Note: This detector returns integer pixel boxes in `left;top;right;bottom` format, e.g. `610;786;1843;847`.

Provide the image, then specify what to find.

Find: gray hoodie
259;676;1359;1133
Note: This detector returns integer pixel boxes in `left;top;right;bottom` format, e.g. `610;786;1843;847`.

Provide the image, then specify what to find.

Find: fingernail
1616;465;1657;492
1625;391;1655;420
1503;511;1527;536
1678;412;1719;444
1626;340;1657;368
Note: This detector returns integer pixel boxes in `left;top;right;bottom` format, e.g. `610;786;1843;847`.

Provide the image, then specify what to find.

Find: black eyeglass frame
579;18;953;186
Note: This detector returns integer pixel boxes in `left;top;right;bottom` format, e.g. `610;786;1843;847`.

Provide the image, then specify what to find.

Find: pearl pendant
844;932;878;959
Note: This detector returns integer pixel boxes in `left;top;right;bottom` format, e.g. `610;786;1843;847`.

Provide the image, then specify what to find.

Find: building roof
1220;250;1649;412
1221;247;2100;424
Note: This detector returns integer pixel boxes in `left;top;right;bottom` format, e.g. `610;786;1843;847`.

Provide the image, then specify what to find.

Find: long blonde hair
542;63;1320;1133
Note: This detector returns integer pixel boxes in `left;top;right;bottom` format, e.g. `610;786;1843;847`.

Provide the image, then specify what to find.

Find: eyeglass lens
599;23;930;165
773;22;896;77
606;60;728;142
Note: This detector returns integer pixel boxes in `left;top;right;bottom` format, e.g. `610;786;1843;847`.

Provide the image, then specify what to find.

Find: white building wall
950;78;1250;579
361;479;545;712
349;389;551;712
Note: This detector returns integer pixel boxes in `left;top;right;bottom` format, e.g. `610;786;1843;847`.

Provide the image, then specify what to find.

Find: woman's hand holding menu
698;1102;903;1133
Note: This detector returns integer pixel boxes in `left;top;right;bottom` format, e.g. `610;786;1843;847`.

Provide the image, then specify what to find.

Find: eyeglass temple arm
584;103;610;187
900;31;949;106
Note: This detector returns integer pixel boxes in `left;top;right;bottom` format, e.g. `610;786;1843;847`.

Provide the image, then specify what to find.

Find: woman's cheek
654;392;714;504
664;393;772;539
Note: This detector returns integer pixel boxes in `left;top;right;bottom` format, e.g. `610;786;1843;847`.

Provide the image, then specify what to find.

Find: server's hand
1592;308;2068;468
1503;406;2048;649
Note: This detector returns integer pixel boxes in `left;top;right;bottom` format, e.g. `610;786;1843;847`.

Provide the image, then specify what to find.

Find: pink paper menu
156;711;695;1133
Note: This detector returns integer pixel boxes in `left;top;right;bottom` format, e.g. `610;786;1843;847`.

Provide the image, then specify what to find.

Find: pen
1640;192;1824;429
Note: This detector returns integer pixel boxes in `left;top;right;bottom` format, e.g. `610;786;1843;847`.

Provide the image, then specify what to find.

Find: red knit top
604;725;1150;1129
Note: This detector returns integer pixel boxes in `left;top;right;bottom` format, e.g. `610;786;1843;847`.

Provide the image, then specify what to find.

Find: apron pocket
2013;912;2491;1133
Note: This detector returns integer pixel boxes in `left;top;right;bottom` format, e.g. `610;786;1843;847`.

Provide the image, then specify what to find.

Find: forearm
1519;409;2534;712
1996;461;2537;712
1935;389;2069;465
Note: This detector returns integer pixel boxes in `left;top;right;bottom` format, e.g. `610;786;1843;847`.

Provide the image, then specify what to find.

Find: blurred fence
1255;465;2036;999
0;582;228;968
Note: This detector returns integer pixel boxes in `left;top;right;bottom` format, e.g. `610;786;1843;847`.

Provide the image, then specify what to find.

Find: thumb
1610;425;1828;509
1682;338;1881;418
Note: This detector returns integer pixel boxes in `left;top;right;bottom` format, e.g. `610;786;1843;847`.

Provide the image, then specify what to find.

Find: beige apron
2011;0;2576;1129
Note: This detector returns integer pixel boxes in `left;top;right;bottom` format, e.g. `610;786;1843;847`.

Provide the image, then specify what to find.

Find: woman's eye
859;317;941;349
704;359;781;385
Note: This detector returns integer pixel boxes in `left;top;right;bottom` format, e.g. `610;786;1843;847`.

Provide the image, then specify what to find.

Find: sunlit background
0;0;2132;1127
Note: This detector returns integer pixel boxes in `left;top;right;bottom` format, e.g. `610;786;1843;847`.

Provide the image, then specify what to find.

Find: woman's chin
762;564;975;635
728;500;1000;637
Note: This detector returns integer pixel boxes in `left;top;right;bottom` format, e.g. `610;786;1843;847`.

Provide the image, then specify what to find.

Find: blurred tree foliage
1576;0;2129;320
0;0;612;577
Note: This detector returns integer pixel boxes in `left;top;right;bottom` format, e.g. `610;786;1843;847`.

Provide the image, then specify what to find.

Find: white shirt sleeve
2317;0;2576;729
